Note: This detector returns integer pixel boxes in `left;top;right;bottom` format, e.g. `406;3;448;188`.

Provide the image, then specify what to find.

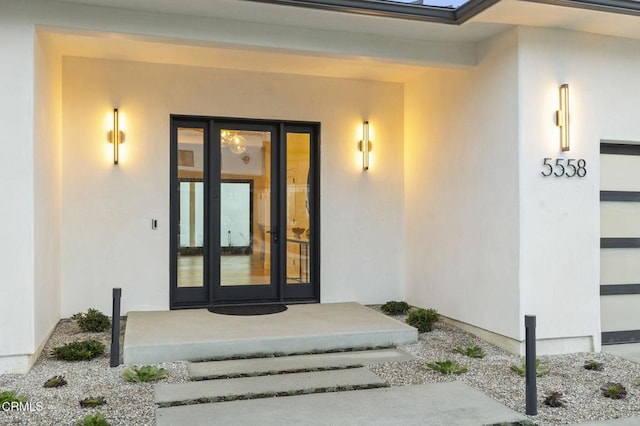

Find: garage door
600;141;640;345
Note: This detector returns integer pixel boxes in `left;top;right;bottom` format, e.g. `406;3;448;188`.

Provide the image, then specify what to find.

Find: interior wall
404;28;521;342
33;31;62;358
0;2;37;372
517;27;640;352
61;57;404;316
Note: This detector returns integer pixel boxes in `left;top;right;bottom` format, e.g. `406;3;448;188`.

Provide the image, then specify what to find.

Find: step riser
155;367;386;406
187;348;415;380
157;383;388;408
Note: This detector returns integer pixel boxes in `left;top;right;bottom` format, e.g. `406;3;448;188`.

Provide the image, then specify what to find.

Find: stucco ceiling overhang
43;0;640;83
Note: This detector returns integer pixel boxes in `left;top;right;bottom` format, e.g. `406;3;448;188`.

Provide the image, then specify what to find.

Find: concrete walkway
156;382;529;425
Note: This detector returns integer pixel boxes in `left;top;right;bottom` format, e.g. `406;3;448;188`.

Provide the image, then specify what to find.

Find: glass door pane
177;127;205;288
286;133;311;285
219;129;272;287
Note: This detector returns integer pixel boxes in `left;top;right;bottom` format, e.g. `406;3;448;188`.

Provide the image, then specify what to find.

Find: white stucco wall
404;29;521;347
61;57;405;316
517;27;640;353
0;1;37;373
33;31;63;358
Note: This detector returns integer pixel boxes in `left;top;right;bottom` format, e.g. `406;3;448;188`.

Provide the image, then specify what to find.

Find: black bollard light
110;288;122;368
525;315;537;416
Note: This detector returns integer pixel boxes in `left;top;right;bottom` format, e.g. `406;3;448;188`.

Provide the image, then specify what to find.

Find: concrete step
124;303;417;365
188;348;415;380
156;382;530;426
155;367;386;407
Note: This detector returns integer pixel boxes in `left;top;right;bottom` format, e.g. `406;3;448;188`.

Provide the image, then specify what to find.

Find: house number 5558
541;158;587;178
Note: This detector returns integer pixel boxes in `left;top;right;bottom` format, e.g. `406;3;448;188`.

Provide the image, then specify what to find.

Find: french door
170;116;320;308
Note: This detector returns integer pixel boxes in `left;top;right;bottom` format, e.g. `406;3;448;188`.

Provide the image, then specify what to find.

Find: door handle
272;226;279;244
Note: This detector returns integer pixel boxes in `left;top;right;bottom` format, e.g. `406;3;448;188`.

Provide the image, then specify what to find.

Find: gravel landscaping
1;308;640;425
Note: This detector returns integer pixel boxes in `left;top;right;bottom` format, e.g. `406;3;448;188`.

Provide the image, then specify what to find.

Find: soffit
48;0;510;43
470;0;640;40
51;0;640;42
42;30;439;83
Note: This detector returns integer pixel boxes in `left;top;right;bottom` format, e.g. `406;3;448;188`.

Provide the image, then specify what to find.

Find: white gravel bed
0;319;189;426
368;306;640;425
2;309;640;425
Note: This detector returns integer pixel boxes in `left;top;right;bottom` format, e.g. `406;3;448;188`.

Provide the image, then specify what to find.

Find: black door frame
170;115;321;309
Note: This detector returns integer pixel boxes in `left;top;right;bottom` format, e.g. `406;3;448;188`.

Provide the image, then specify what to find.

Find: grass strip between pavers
190;364;365;381
156;383;390;408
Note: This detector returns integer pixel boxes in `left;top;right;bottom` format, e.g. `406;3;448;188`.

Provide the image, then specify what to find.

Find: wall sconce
555;84;570;152
358;121;372;171
108;108;125;165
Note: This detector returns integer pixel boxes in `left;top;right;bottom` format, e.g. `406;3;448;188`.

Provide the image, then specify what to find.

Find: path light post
525;315;537;416
110;288;122;368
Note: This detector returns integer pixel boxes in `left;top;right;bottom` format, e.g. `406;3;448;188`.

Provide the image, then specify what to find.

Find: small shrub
380;301;410;315
122;365;168;382
454;345;486;358
52;339;105;361
584;360;604;371
425;359;468;375
510;359;550;377
636;377;640;386
0;390;28;405
543;390;566;407
600;382;627;399
77;413;111;426
406;308;440;332
79;396;107;408
73;309;110;333
44;375;67;388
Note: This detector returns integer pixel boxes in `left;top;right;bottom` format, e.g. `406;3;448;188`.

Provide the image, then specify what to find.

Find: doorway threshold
123;302;417;365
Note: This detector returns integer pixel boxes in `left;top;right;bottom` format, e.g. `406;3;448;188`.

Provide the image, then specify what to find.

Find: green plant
44;375;67;388
79;396;107;408
72;308;110;333
600;382;627;399
122;365;168;382
380;301;410;315
425;359;468;375
510;358;550;377
584;360;604;371
52;339;105;361
406;308;440;332
0;390;28;405
635;377;640;386
76;413;111;426
543;390;566;407
454;345;486;358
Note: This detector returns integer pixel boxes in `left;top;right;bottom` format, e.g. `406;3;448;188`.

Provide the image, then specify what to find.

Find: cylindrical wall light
108;108;125;165
358;121;372;171
556;84;570;152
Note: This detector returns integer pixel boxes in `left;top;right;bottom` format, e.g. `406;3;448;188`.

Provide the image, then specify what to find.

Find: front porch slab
123;302;417;365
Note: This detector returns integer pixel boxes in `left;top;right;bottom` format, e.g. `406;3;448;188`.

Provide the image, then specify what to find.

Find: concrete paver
125;302;418;364
156;381;529;426
188;348;415;379
155;367;386;405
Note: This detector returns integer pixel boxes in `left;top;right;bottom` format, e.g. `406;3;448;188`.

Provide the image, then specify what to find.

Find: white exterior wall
33;32;63;361
0;1;36;372
518;27;640;353
404;29;521;349
61;57;405;316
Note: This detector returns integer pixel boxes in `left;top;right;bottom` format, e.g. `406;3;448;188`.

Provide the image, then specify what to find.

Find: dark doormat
208;304;288;316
